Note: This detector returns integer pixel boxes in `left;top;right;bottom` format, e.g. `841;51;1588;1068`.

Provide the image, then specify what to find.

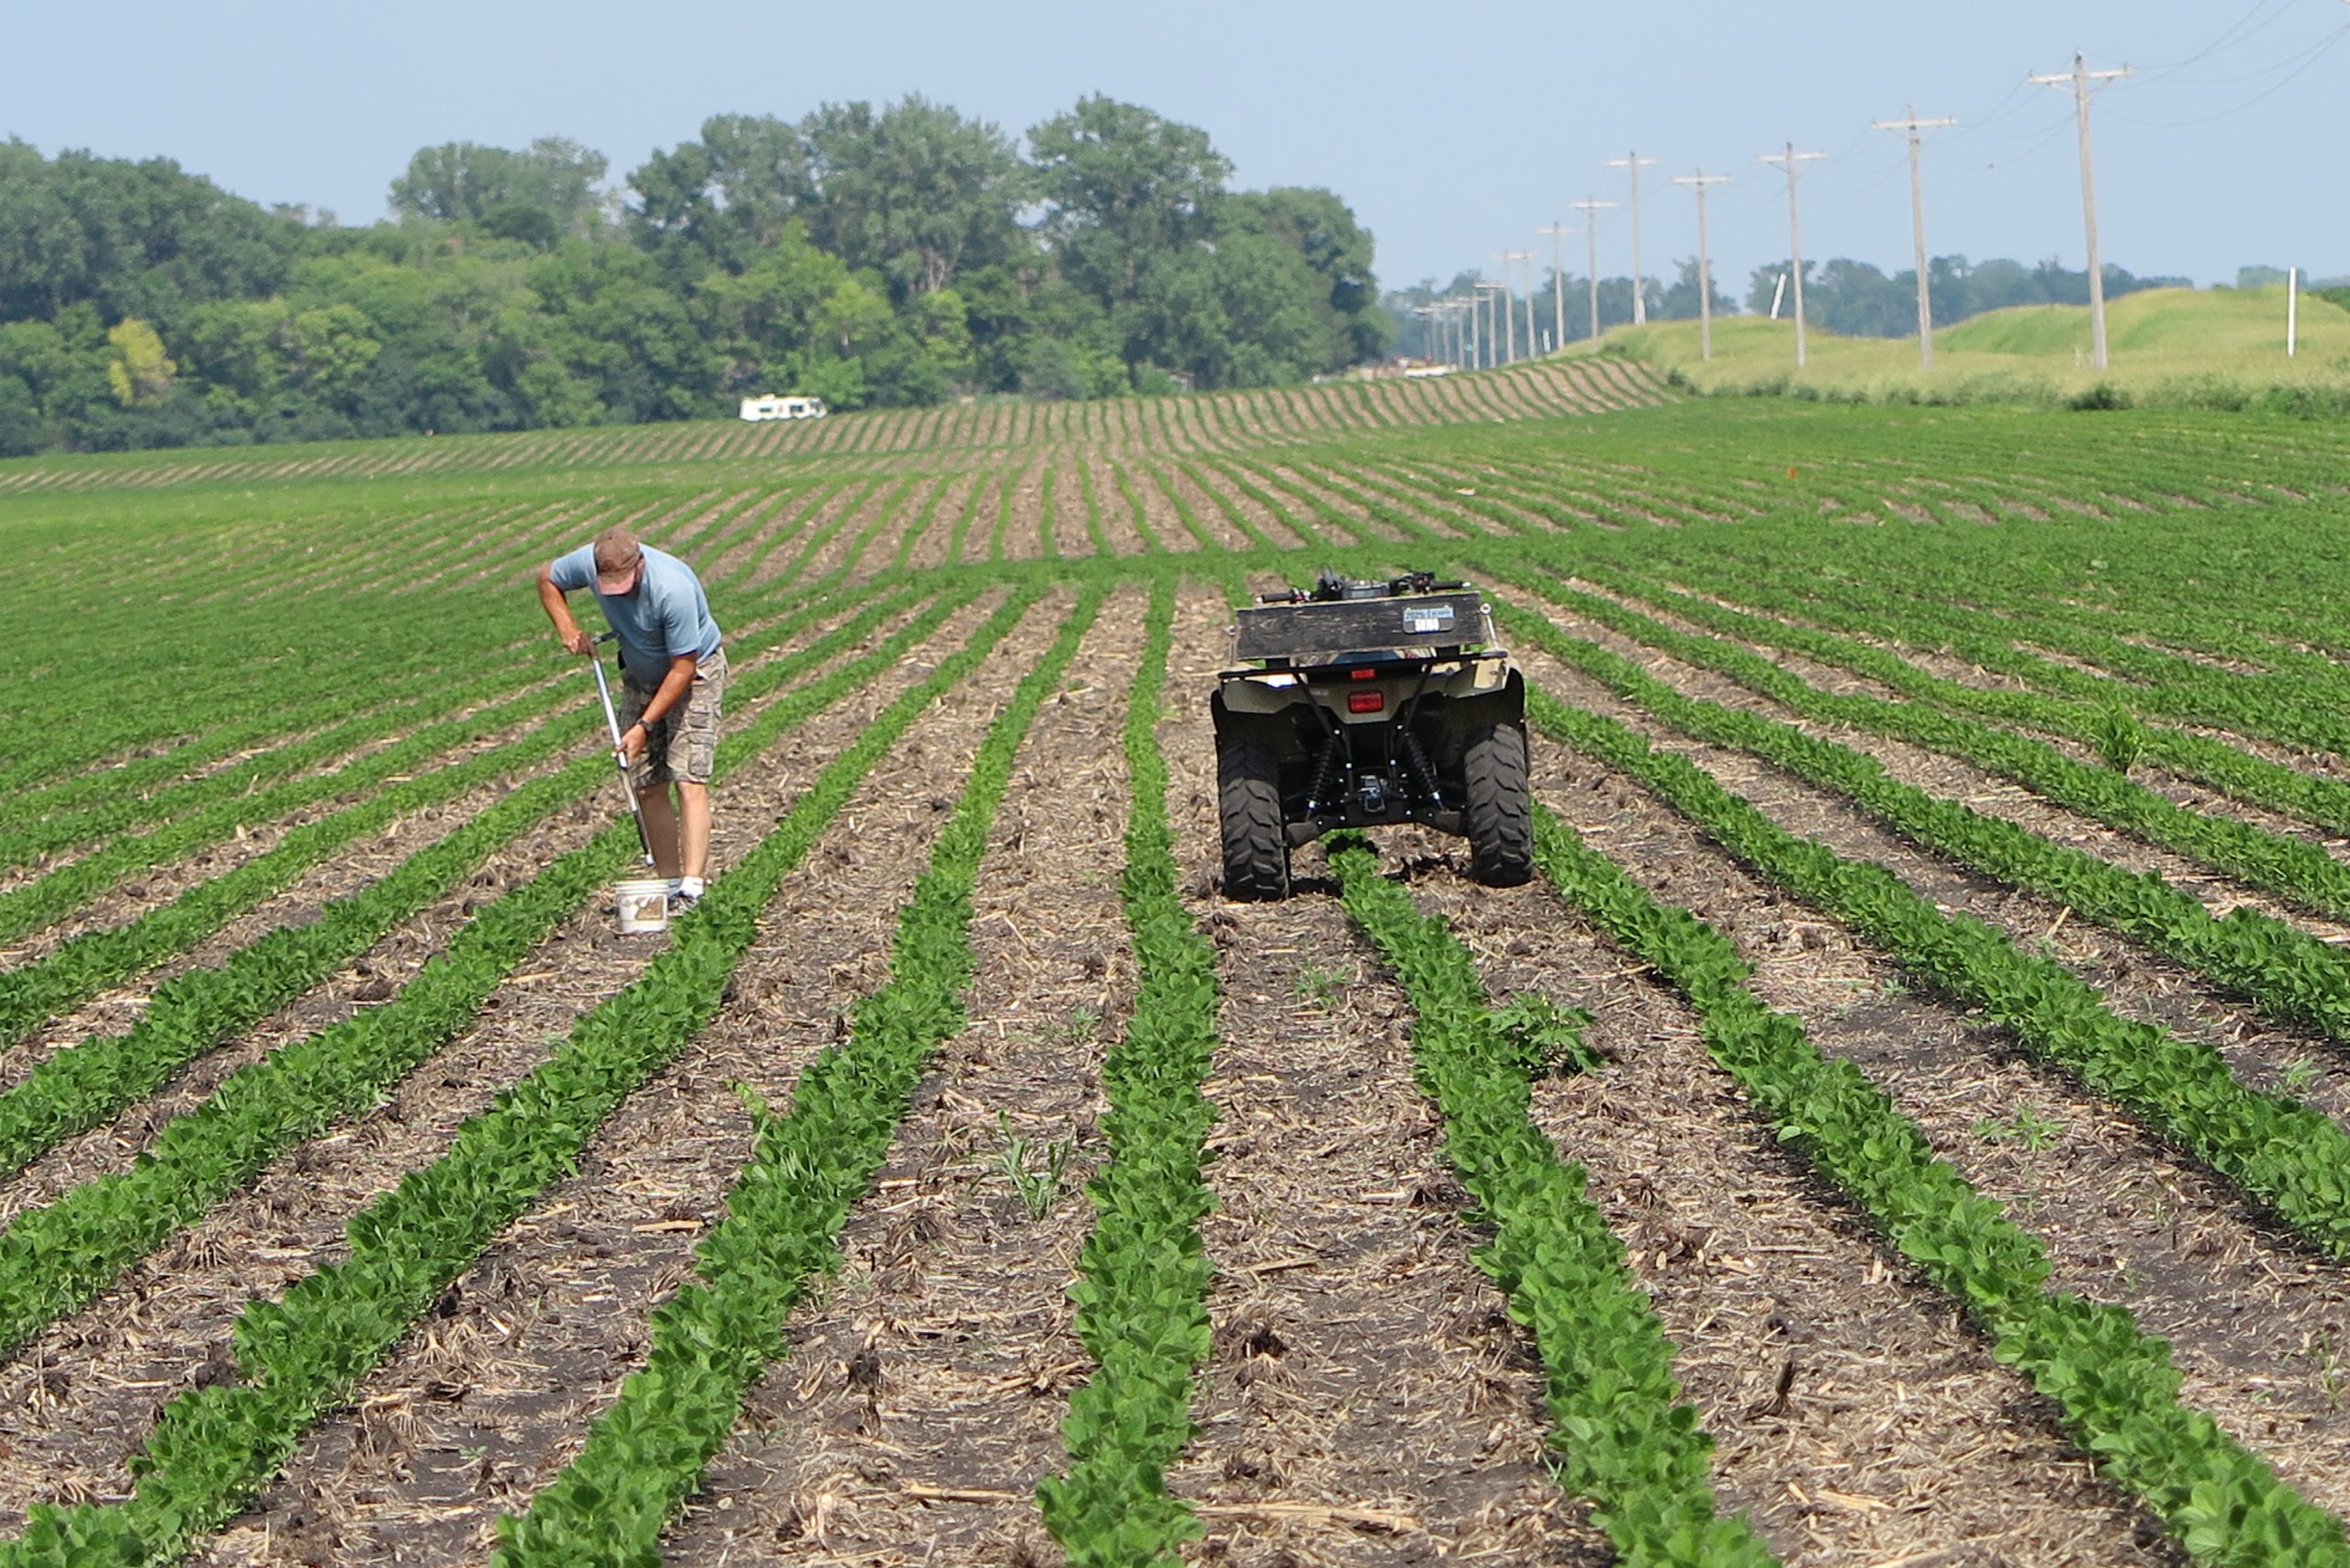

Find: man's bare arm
537;568;594;655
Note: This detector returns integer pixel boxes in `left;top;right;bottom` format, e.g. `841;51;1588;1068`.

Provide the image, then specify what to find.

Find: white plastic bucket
615;879;670;935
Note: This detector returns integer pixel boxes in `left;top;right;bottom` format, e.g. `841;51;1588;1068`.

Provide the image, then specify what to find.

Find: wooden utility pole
1872;106;1959;370
1475;281;1508;368
1759;142;1827;367
2031;54;2130;371
1605;152;1660;323
1569;196;1615;342
1508;250;1538;357
1671;170;1731;361
1488;257;1517;364
1538;221;1574;355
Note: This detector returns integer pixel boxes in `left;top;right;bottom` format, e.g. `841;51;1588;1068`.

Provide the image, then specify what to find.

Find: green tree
800;95;1030;300
0;374;41;455
1223;186;1388;368
628;115;813;272
389;137;608;235
1028;95;1231;314
0;140;298;328
287;303;382;402
104;319;175;406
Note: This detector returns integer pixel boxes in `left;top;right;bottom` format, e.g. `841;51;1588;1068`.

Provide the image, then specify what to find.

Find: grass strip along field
491;585;1099;1564
0;587;1041;1565
1035;579;1223;1566
0;583;979;1360
1328;836;1776;1567
1525;803;2350;1567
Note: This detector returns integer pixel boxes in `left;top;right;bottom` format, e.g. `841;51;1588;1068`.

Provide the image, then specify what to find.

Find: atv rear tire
1463;724;1533;886
1218;740;1290;901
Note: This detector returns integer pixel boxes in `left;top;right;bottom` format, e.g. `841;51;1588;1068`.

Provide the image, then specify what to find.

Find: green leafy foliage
1037;579;1223;1566
1326;835;1774;1568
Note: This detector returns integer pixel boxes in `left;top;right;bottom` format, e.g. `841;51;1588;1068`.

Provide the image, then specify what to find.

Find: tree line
0;95;1389;456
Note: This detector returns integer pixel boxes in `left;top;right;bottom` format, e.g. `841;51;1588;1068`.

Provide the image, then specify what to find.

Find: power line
2105;20;2350;127
1976;107;2082;171
2124;0;2299;85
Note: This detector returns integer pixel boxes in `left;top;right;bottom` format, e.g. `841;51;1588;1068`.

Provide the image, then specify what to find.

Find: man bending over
537;524;727;910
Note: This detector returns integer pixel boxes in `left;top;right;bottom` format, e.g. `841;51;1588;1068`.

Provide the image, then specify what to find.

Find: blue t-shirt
548;544;723;687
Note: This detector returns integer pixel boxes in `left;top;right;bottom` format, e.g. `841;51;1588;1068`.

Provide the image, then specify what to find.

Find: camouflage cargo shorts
618;646;727;790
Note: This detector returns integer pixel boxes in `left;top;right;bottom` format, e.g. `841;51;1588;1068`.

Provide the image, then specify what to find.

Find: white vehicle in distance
738;394;829;422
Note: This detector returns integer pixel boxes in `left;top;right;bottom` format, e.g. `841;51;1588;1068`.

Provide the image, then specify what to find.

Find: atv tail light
1348;690;1385;714
1350;667;1378;680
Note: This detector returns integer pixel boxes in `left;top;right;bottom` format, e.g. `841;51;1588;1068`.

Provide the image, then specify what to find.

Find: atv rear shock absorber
1304;732;1347;815
1401;731;1442;806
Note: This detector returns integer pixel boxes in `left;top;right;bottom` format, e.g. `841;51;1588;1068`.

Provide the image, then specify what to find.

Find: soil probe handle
590;633;659;868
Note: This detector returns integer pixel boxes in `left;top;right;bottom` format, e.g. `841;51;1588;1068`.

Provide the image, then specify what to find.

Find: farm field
6;364;2350;1566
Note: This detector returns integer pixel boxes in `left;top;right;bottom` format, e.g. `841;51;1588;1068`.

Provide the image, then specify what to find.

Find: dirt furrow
904;469;979;575
1181;461;1308;554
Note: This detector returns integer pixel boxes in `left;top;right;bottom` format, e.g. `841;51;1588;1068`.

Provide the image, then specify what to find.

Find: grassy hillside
1579;286;2350;412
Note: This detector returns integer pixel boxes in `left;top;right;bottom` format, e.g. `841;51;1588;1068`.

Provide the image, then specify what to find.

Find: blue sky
10;1;2344;295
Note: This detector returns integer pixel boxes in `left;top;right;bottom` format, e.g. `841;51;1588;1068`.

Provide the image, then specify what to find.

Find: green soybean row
1036;579;1222;1565
1328;836;1777;1568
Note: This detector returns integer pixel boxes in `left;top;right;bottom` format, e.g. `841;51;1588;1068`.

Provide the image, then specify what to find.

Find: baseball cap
593;526;643;594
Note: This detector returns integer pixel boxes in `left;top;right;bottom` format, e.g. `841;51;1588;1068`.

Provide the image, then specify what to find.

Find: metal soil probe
591;633;658;868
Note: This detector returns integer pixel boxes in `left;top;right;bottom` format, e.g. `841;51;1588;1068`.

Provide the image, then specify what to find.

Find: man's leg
671;650;723;890
677;781;711;881
620;677;682;879
636;784;681;879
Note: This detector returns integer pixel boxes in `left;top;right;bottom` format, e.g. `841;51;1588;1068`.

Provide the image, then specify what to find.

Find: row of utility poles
1418;52;2132;375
